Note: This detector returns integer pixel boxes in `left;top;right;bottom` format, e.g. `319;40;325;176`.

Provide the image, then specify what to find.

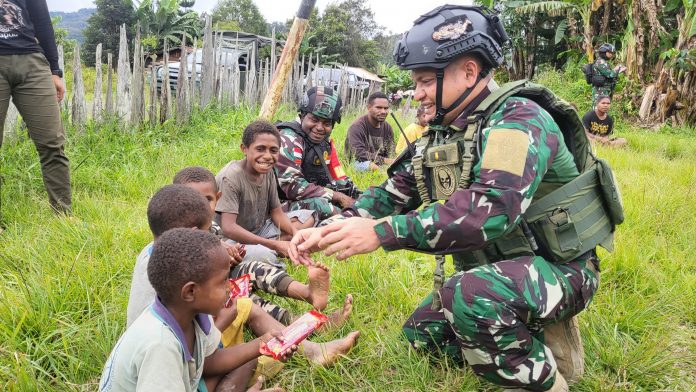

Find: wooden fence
2;16;383;134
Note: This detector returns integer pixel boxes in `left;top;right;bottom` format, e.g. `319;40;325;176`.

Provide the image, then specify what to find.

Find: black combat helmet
393;5;508;125
598;43;615;54
299;86;343;124
597;43;615;60
393;5;508;71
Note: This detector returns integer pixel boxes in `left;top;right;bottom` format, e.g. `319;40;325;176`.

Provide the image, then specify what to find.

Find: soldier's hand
318;217;381;260
289;228;322;265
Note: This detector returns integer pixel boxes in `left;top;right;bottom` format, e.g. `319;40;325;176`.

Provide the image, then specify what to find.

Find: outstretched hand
289;227;323;265
317;217;381;260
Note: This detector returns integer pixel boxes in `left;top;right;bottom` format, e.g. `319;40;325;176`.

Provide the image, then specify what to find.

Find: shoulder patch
481;129;529;177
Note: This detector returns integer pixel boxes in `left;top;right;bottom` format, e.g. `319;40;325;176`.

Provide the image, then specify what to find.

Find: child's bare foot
319;294;353;331
303;331;360;366
307;262;330;311
247;377;285;392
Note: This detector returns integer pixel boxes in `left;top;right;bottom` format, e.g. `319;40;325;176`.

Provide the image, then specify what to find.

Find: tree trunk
600;1;611;37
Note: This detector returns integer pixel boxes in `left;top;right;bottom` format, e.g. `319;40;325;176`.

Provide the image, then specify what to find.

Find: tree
134;0;202;53
516;0;602;62
82;0;136;67
306;0;382;70
212;0;268;36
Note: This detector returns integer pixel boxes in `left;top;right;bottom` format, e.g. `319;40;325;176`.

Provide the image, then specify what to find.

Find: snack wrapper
224;274;251;308
259;310;328;359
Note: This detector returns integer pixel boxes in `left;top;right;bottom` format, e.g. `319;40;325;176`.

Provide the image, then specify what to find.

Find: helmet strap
431;69;484;126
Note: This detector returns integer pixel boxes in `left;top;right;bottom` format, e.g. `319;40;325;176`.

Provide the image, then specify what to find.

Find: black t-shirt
0;0;59;71
582;110;614;136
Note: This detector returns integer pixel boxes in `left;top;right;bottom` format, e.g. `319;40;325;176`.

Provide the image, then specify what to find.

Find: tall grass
1;91;694;391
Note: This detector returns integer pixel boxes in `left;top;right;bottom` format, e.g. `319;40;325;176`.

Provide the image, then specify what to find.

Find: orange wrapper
224;274;251;308
259;310;328;359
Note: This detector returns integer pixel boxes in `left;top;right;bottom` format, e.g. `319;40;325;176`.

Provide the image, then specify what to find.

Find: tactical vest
412;79;624;269
276;121;333;187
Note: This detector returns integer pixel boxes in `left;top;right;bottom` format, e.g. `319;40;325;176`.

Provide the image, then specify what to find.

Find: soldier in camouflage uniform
276;87;360;222
289;6;602;391
591;43;625;107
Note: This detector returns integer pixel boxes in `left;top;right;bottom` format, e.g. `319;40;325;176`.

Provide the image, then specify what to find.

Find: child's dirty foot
307;262;330;311
320;294;353;331
304;331;360;366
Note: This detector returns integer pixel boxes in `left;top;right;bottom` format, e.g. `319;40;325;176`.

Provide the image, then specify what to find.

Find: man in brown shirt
344;92;396;172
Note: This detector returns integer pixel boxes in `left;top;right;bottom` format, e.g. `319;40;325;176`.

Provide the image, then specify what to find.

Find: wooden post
160;41;171;123
105;53;114;116
131;24;144;125
200;15;214;108
305;52;313;90
271;26;277;75
160;39;172;123
149;65;157;124
116;24;131;122
189;38;197;103
177;34;190;124
57;45;69;113
93;43;103;121
258;0;316;120
71;45;87;130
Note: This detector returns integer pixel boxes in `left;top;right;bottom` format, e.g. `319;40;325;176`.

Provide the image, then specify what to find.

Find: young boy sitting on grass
120;187;360;390
216;120;315;268
173;166;353;327
101;228;292;392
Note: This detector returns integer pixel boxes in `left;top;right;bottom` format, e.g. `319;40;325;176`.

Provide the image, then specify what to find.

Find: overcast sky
47;0;455;35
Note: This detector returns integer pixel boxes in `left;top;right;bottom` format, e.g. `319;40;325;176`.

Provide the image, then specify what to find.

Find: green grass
1;99;695;391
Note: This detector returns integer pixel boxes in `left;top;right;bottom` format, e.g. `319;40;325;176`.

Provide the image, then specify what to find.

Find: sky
46;0;456;35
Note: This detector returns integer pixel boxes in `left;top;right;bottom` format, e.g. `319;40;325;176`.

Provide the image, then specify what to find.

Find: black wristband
51;69;63;78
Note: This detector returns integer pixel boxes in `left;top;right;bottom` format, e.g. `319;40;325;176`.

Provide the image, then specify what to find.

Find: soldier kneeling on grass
289;4;624;392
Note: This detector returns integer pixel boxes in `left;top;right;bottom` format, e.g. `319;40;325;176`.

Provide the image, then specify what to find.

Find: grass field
1;88;695;391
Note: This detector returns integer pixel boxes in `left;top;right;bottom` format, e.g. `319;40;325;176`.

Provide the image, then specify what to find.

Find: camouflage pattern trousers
403;255;599;391
282;197;339;222
231;260;295;325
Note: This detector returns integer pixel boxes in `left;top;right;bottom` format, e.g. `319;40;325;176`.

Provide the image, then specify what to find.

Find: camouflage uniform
344;96;599;390
591;58;618;107
231;260;294;324
213;222;292;324
276;123;352;221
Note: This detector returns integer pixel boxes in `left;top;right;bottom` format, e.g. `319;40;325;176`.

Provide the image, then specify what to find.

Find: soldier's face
411;56;481;125
301;113;334;143
606;51;614;59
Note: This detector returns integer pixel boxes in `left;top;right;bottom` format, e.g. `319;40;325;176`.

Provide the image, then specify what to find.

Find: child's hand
221;241;245;266
214;300;238;331
273;240;291;258
258;331;298;361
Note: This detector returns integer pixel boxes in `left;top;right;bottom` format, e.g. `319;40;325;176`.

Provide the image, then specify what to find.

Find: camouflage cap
300;86;342;123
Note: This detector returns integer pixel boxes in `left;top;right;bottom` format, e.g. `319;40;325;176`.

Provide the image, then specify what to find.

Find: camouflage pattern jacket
276;122;347;202
343;96;580;254
593;58;618;86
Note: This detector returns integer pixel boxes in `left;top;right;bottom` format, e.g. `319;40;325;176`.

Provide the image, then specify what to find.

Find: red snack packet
224;274;251;308
259;310;328;359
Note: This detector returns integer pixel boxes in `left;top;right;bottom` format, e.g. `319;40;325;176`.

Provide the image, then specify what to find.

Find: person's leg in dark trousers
0;53;71;213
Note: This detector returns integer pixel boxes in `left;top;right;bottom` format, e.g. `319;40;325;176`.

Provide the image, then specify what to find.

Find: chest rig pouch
413;121;479;202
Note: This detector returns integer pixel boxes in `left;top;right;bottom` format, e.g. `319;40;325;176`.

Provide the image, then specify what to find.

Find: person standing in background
0;0;71;214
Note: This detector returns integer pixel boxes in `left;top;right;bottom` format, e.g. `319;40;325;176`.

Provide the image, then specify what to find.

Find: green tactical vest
412;79;624;267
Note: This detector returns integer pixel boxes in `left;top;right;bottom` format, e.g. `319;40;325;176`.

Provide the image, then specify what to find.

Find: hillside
50;8;95;43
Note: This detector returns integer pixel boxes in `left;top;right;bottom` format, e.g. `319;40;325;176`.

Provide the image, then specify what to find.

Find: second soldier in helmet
275;87;361;222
